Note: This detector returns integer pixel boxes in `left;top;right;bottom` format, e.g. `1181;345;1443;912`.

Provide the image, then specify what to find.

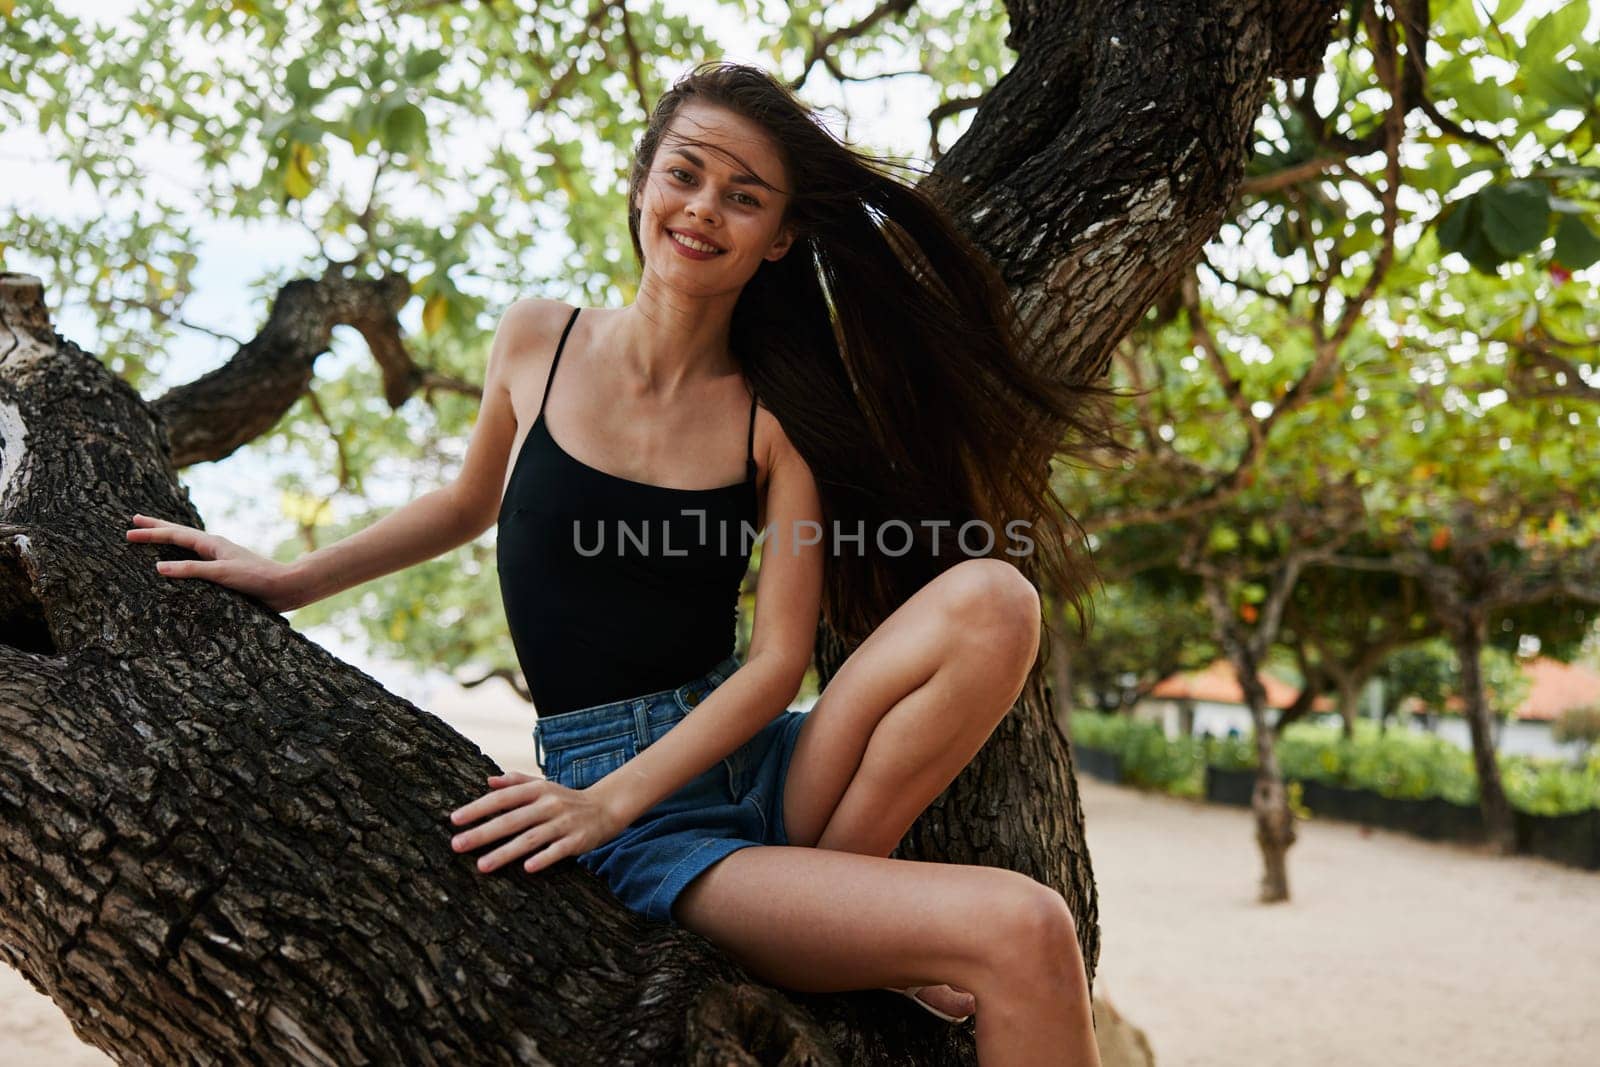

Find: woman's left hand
449;771;626;874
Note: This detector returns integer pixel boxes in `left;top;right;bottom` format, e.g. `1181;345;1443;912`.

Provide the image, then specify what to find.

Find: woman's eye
668;168;760;207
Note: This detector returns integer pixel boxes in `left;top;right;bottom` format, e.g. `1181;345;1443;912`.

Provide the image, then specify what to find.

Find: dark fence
1071;744;1600;872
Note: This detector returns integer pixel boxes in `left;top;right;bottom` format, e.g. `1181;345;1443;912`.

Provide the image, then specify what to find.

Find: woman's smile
666;227;727;259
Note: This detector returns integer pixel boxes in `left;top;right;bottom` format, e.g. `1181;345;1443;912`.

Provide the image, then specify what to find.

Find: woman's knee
946;559;1040;632
939;559;1042;666
985;876;1080;972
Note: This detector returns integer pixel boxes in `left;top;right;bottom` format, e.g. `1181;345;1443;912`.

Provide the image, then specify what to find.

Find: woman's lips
666;228;725;260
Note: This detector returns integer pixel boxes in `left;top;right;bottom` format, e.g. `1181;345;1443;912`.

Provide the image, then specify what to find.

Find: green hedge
1068;712;1600;816
1071;713;1207;798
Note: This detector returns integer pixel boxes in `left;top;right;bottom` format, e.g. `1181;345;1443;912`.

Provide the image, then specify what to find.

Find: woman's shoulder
751;399;810;485
497;296;581;340
488;298;586;390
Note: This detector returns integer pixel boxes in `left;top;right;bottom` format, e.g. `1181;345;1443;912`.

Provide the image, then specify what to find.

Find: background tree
1046;560;1218;726
1061;0;1599;892
1375;637;1458;731
1279;566;1438;738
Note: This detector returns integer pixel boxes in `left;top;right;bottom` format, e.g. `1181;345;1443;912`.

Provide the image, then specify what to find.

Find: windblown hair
625;60;1128;654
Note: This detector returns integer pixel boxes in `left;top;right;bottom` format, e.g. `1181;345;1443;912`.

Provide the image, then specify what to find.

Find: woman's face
633;99;796;291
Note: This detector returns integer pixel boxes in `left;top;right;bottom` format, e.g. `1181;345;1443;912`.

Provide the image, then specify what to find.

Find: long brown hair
625;61;1127;650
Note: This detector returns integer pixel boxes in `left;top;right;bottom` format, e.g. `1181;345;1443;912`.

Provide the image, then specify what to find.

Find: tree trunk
1045;594;1077;740
1450;614;1516;855
1199;564;1315;905
1336;676;1360;740
1229;660;1297;904
0;2;1341;1059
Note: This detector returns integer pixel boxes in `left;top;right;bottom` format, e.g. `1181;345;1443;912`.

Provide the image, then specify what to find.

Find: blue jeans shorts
531;653;809;928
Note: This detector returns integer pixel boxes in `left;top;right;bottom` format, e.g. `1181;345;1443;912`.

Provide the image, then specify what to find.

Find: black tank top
497;305;760;717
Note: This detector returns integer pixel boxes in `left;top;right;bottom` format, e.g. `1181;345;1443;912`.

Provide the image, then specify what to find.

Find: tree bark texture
1;0;1340;1060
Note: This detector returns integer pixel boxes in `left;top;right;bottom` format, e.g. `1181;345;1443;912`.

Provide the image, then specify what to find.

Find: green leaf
285;56;312;101
380;102;426;155
404;49;446;81
1523;57;1595;112
1451;77;1515;122
1437;197;1477;252
1436;0;1481;39
1477;182;1549;257
1206;524;1241;554
1553;215;1600;270
1524;2;1590;64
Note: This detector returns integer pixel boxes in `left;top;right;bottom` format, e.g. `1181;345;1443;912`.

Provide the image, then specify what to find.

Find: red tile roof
1456;656;1600;722
1156;656;1600;722
1149;659;1302;709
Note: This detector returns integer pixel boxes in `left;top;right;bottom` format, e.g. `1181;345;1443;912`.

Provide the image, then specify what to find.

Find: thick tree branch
149;266;414;468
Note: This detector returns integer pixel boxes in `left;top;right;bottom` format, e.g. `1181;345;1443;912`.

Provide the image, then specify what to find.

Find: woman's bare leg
673;846;1102;1066
779;559;1063;1013
782;558;1043;857
681;558;1099;1060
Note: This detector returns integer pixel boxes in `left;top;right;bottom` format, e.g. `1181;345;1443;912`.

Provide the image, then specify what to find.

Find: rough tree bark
1;0;1341;1061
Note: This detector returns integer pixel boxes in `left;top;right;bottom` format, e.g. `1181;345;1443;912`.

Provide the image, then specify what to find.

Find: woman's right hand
125;513;306;613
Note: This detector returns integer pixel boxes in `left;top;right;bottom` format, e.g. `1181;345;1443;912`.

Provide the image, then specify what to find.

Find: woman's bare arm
127;297;561;611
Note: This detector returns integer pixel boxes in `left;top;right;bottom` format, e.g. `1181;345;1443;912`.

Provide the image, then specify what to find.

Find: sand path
1078;774;1598;1066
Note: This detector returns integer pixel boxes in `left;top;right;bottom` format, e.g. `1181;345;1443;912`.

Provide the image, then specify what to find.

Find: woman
128;61;1112;1065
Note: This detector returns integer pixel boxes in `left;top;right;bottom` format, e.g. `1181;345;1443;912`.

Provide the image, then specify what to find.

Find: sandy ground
1077;775;1600;1067
6;690;1596;1064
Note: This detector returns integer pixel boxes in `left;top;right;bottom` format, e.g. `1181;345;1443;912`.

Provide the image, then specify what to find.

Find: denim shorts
532;653;809;927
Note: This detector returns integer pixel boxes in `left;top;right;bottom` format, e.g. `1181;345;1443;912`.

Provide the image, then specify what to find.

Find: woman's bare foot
901;982;976;1019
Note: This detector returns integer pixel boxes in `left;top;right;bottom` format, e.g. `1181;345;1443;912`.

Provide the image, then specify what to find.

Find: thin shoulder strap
538;305;581;417
745;391;758;478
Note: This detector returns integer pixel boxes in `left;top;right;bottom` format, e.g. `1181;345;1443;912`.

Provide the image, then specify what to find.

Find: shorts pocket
568;745;630;789
722;741;751;800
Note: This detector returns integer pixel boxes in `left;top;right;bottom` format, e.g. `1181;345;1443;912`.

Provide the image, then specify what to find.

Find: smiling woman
461;61;1116;1061
124;58;1115;1063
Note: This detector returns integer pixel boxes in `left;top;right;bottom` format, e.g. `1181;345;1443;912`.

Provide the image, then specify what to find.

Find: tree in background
1376;637;1458;730
1061;0;1599;891
1552;705;1600;763
1279;565;1437;738
1044;551;1218;729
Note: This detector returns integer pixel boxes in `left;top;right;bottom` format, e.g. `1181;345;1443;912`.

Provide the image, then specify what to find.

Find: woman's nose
687;191;720;225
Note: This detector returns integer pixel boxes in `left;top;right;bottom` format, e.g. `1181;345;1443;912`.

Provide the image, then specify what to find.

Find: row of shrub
1067;712;1600;815
1067;712;1600;870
